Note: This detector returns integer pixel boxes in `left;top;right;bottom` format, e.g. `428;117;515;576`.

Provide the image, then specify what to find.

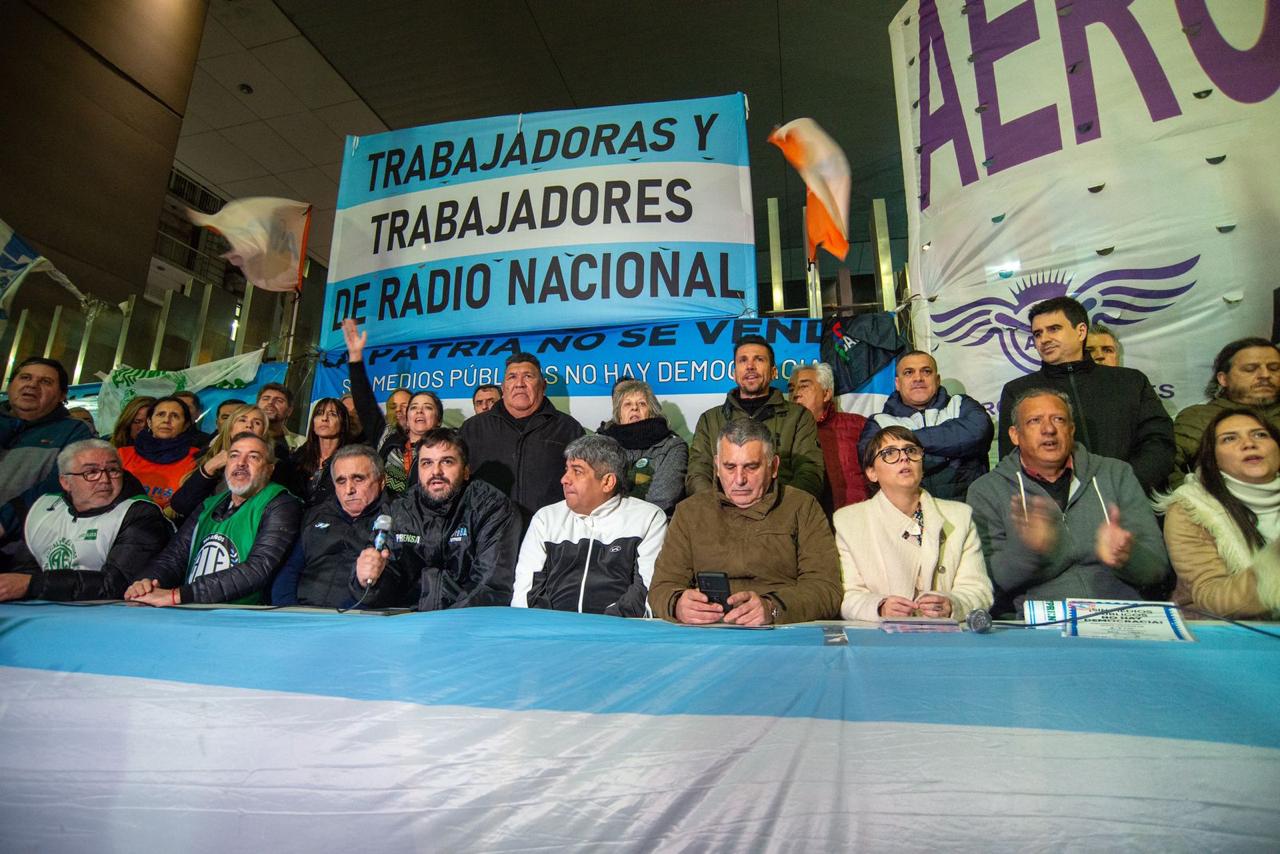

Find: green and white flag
96;349;265;432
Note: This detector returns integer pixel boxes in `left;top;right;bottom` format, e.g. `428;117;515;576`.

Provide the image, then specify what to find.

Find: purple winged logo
929;255;1199;374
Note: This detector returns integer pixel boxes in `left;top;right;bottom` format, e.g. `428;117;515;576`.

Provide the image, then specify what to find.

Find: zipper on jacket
577;535;595;613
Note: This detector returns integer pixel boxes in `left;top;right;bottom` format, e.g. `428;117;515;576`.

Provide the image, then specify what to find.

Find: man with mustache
1171;337;1280;488
860;350;993;501
686;335;824;499
0;439;172;601
354;428;520;610
996;297;1174;494
968;389;1170;615
124;433;301;606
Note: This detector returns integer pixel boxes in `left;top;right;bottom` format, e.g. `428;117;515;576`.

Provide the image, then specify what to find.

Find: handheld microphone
372;514;393;552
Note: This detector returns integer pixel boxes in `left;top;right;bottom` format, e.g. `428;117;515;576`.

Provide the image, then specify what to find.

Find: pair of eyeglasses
876;445;925;464
66;467;124;482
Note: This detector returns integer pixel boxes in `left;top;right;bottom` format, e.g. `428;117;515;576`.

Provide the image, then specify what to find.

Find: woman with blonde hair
597;379;687;516
168;404;269;520
109;396;156;448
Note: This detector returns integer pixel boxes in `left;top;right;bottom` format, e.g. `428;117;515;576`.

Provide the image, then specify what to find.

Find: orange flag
768;119;851;262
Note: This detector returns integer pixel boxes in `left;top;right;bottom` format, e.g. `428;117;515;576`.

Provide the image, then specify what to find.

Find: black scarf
132;427;200;464
599;417;671;451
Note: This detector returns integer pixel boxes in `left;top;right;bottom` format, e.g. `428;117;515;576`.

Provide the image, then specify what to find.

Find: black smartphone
696;572;731;611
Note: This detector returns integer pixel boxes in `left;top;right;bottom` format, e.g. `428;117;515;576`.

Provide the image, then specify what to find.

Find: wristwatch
764;595;779;624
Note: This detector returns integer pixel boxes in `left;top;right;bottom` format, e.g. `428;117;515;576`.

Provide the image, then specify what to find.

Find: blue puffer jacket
858;388;994;500
0;403;93;538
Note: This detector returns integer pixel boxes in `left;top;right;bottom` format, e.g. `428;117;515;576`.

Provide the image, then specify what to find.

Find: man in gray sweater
967;388;1170;616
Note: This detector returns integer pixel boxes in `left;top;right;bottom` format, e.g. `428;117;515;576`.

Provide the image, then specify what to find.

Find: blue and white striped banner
322;94;756;349
1;604;1278;851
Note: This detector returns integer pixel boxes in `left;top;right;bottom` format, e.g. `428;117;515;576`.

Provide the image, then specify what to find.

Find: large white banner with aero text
890;0;1280;415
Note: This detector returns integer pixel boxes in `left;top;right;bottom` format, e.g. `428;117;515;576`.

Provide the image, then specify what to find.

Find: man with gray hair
0;439;172;601
1085;323;1122;367
649;418;841;625
967;388;1169;615
512;433;667;616
789;361;869;513
271;443;392;608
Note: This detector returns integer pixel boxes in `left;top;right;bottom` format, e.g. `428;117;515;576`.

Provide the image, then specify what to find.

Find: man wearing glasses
0;439;172;601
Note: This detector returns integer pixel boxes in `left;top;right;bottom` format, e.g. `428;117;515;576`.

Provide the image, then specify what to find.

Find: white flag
188;198;312;292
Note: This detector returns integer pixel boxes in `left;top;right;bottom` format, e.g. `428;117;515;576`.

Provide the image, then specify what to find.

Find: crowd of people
1;296;1277;624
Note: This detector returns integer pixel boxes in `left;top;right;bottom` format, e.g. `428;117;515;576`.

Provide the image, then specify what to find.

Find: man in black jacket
270;444;390;608
125;433;301;605
0;439;172;601
996;297;1174;494
355;428;520;610
458;352;584;522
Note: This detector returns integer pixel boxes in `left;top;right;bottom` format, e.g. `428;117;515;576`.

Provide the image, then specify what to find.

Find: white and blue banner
1;604;1278;852
312;316;896;433
321;94;756;349
890;1;1280;414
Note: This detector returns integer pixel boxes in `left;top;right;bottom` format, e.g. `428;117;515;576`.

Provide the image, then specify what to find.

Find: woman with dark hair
597;379;688;516
832;425;992;622
289;397;352;507
109;396;157;448
341;319;442;495
117;395;202;510
1156;408;1280;618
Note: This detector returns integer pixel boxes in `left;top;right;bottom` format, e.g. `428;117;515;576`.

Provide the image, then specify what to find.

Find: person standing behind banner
125;432;301;606
859;351;993;501
288;397;353;508
2;357;94;545
470;384;501;417
788;362;868;513
168;404;270;521
686;335;824;500
108;396;157;448
596;379;687;516
341;319;444;495
834;426;992;622
460;351;585;523
118;396;202;511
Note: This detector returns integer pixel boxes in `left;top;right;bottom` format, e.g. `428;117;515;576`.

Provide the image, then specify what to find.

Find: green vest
186;482;286;605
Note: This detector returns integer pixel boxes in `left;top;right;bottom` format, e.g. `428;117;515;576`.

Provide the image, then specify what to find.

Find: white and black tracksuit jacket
513;494;667;617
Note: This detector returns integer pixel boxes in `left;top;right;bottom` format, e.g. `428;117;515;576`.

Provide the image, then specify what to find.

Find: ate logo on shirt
191;533;240;578
47;537;77;570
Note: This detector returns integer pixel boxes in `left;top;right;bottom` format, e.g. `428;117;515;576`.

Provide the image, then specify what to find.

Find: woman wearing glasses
832;425;993;621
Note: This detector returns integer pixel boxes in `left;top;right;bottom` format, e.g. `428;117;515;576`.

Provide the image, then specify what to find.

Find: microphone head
373;514;393;532
966;609;993;634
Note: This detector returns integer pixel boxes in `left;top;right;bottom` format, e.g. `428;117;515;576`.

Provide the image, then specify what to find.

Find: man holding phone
649;418;842;626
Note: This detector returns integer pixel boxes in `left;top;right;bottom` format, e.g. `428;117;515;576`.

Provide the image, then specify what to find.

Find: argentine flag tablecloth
1;604;1277;852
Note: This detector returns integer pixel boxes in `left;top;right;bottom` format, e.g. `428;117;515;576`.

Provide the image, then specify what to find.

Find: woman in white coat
833;425;993;621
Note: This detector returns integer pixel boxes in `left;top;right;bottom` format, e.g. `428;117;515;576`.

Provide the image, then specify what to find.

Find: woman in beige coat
833;425;993;622
1156;409;1280;619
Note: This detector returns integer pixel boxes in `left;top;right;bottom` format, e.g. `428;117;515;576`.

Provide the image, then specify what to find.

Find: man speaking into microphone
269;444;392;608
354;428;520;610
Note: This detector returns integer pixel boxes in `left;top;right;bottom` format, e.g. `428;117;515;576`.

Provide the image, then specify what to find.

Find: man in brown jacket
649;417;841;626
